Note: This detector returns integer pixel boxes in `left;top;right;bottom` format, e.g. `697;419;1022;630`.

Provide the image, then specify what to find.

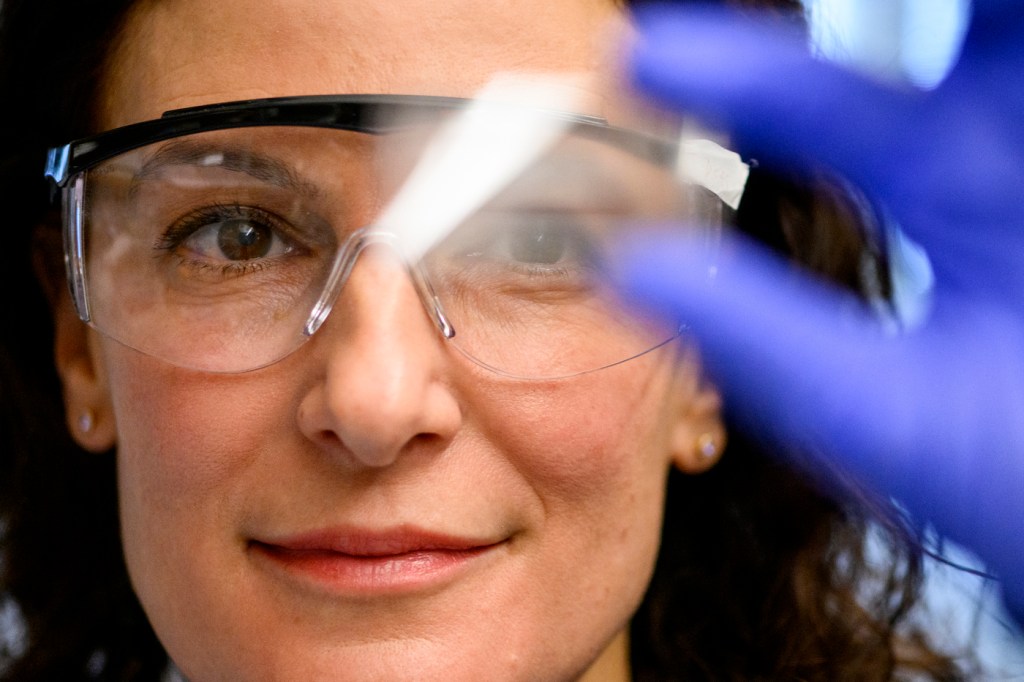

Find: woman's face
57;0;724;679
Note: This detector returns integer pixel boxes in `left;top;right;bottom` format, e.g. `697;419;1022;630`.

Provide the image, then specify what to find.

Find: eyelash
155;203;296;276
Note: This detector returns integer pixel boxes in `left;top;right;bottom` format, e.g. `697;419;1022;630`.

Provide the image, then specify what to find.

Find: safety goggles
45;93;743;378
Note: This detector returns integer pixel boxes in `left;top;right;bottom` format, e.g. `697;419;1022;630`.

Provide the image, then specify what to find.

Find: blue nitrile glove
620;2;1024;621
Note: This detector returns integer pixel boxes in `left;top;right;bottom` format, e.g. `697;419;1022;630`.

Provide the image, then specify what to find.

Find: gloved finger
628;6;919;202
615;229;1024;605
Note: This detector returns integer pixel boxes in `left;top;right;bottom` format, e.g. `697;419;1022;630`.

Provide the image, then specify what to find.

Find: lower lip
250;542;500;596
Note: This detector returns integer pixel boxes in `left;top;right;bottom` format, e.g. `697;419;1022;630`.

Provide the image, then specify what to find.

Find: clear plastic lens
77;128;348;372
70;119;723;377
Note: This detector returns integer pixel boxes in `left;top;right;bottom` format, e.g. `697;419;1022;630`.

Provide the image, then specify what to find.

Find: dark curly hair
0;0;968;679
629;166;969;680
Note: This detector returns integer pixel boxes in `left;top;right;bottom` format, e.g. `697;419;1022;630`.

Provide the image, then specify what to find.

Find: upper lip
254;525;500;557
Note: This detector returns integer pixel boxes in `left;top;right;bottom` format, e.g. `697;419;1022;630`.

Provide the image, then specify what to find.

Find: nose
296;247;462;468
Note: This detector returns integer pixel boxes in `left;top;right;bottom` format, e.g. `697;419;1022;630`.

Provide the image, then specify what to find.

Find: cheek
105;348;319;668
105;350;296;575
464;353;682;608
109;355;293;500
476;358;678;504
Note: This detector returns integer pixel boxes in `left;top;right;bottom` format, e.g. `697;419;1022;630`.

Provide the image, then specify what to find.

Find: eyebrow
128;138;322;198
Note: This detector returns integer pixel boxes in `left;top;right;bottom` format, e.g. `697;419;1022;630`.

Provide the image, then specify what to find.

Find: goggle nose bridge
302;226;455;340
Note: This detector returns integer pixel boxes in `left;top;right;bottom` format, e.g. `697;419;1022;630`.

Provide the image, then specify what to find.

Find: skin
54;0;726;679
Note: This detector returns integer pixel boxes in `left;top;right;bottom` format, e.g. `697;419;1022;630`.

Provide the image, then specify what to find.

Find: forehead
99;0;624;128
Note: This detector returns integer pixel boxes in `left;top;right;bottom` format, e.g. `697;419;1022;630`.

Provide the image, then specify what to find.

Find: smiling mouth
248;527;506;596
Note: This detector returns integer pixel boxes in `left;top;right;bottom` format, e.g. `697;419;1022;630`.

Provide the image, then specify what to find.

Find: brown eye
216;219;274;261
163;205;295;266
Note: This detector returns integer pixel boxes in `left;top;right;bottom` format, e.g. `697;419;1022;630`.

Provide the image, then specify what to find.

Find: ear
34;224;117;452
53;295;117;452
668;375;726;475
